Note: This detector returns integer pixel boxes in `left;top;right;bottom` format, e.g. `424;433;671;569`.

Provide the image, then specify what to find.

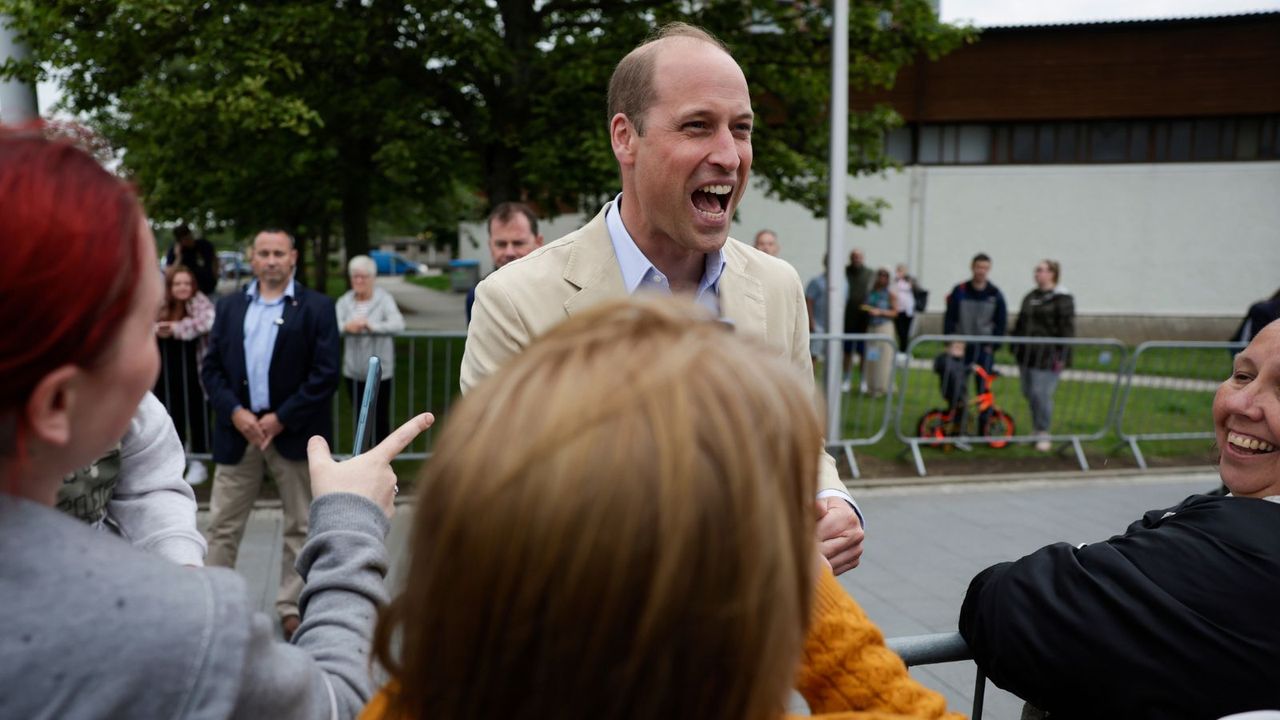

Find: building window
909;115;1279;166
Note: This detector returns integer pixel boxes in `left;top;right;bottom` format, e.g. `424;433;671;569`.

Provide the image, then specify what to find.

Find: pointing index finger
370;413;435;462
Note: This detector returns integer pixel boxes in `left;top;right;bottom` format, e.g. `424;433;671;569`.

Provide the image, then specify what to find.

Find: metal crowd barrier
156;331;468;463
886;631;985;719
1113;340;1243;469
893;334;1128;477
157;331;1238;477
811;332;899;478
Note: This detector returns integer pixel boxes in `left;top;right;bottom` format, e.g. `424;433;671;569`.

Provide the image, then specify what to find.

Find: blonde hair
373;297;820;720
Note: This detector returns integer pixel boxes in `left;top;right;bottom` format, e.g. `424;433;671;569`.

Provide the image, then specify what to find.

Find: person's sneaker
1035;435;1052;453
185;460;207;486
841;377;852;393
954;441;973;452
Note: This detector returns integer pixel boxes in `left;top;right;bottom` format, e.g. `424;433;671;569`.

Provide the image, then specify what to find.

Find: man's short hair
255;227;297;249
486;202;539;237
607;23;731;135
754;229;776;242
174;224;193;241
972;252;991;265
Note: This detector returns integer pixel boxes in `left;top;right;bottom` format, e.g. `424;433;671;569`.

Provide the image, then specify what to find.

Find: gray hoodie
0;492;389;719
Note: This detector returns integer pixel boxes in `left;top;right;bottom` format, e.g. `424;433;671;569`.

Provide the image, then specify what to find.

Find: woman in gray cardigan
0;130;430;720
337;255;406;445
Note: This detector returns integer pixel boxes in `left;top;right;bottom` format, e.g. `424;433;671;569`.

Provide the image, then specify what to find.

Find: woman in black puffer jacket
1012;259;1075;451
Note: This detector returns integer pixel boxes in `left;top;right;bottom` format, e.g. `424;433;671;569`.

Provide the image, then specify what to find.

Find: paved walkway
207;469;1218;719
377;275;468;332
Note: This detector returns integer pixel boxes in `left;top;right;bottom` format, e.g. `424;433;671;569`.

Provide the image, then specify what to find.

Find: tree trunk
341;177;371;263
314;219;332;294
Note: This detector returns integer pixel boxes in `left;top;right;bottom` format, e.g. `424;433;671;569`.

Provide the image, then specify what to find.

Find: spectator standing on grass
465;202;544;323
154;264;215;484
201;228;340;641
164;223;219;297
892;263;917;355
337;255;406;447
943;252;1007;424
862;268;898;397
842;248;876;392
804;254;836;364
1011;259;1075;452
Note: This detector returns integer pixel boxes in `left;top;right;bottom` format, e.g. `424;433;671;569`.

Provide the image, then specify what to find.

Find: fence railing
1112;340;1244;469
157;331;1235;476
885;631;984;719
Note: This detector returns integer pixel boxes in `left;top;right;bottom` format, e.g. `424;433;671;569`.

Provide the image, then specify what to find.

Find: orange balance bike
916;365;1016;449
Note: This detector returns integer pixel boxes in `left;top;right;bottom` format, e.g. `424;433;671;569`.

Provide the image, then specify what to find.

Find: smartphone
352;356;381;455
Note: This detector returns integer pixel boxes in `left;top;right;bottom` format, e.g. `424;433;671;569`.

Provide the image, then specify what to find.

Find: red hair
0;125;144;454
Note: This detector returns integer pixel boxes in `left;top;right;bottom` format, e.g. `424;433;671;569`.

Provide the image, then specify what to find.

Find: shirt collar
604;194;726;297
246;277;296;302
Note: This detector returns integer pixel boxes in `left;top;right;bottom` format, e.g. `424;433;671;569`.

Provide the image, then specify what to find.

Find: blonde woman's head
375;296;821;720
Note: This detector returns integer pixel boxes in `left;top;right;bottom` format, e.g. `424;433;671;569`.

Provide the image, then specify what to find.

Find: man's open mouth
691;184;732;217
1228;431;1277;455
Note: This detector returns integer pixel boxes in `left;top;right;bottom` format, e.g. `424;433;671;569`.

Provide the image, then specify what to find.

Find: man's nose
707;126;740;171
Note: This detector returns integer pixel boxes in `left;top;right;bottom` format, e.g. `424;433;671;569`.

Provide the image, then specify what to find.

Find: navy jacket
201;282;340;463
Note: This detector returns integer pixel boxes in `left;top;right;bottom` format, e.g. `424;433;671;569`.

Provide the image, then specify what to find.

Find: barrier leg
910;440;928;477
844;445;860;479
1071;437;1089;472
973;669;986;720
1128;438;1148;470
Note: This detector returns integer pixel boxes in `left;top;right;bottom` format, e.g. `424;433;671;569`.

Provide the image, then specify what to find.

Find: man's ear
24;365;82;448
610;113;638;167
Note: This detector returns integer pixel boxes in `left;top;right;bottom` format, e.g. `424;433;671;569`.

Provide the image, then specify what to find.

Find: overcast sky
34;1;1280;114
941;0;1280;26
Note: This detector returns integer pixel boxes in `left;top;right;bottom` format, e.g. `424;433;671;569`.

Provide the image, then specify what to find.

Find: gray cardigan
335;286;405;381
0;492;390;719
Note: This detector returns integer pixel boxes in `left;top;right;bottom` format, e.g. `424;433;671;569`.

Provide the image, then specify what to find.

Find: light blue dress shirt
605;195;726;315
242;278;295;413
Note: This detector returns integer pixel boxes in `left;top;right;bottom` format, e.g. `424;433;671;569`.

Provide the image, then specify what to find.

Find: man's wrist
815;488;864;527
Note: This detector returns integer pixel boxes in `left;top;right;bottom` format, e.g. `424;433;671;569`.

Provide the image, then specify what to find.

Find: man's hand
307;413;434;518
343;317;369;334
156;321;173;338
815;497;864;575
258;412;284;450
232;407;265;448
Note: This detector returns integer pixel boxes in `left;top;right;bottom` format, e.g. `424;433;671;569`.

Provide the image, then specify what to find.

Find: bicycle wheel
917;410;950;441
984;410;1015;448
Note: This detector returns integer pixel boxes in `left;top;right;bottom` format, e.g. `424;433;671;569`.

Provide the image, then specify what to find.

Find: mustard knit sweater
360;569;964;720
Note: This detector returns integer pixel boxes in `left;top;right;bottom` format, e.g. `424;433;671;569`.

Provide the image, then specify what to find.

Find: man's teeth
699;184;732;195
1228;432;1277;453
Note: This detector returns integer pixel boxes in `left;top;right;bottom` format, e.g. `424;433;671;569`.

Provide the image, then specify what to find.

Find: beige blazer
461;203;846;495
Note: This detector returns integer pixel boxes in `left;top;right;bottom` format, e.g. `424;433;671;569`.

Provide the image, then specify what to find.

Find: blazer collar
561;202;767;339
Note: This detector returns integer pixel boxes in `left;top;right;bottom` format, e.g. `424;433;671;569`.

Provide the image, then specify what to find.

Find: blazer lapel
269;289;300;361
718;241;767;339
563;205;626;317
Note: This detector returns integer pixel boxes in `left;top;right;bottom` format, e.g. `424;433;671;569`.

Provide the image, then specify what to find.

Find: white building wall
461;161;1280;318
741;161;1280;317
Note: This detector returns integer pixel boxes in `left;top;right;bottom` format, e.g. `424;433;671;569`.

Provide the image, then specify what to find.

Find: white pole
824;0;849;445
0;14;39;124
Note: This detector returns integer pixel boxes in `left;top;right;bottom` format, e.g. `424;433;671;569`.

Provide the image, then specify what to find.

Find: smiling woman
959;320;1280;719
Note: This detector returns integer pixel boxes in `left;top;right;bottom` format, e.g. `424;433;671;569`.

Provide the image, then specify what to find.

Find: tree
1;0;971;255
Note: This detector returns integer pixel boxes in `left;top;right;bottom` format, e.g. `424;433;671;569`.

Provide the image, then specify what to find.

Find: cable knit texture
360;569;963;720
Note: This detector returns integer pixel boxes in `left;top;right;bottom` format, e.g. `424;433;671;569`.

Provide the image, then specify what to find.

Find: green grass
406;274;453;292
819;357;1217;468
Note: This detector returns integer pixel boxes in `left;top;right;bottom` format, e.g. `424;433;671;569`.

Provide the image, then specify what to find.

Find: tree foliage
0;0;972;257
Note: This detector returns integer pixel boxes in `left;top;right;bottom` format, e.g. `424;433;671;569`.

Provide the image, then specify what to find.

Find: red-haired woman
154;264;215;484
0;126;431;718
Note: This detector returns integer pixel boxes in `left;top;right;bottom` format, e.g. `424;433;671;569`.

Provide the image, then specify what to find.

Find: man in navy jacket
201;228;339;638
